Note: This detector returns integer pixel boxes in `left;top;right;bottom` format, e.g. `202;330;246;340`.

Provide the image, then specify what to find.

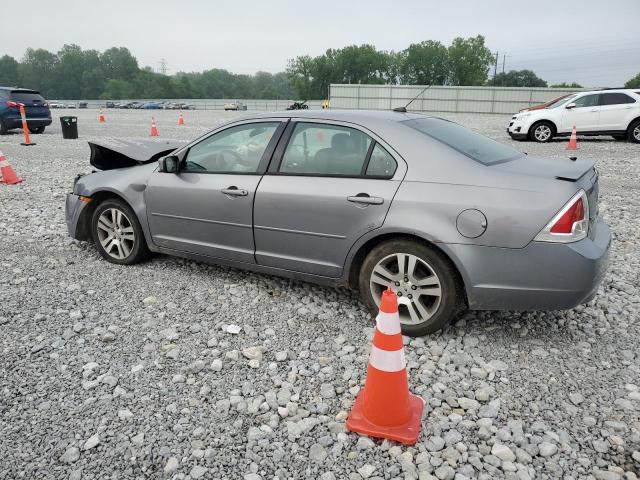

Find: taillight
5;101;19;108
535;190;589;243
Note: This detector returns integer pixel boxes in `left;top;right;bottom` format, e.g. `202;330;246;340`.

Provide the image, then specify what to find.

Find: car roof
578;88;638;95
242;109;431;125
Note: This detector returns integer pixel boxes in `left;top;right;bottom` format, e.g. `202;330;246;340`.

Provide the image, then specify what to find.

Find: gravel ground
1;109;639;480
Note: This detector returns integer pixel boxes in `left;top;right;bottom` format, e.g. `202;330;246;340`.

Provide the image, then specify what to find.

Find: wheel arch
528;119;557;138
627;115;640;131
75;190;135;242
345;231;469;307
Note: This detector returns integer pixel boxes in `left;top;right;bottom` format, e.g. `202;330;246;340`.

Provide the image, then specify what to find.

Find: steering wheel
216;149;243;170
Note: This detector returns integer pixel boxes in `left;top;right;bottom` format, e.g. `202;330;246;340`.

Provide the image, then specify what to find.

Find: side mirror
566;103;576;110
158;155;179;173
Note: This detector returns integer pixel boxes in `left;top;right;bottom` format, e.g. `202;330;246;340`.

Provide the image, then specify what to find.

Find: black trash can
60;116;78;139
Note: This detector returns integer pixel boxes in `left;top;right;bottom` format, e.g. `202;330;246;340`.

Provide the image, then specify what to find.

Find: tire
0;119;8;135
528;121;555;143
91;198;150;265
358;239;463;336
29;126;45;134
628;119;640;144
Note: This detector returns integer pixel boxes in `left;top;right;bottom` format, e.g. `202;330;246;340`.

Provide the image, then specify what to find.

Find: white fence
47;99;324;110
329;84;584;114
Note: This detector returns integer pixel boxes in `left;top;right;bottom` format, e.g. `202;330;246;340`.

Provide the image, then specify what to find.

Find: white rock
491;443;516;462
357;464;376;478
226;324;242;334
164;457;179;474
538;442;558;457
210;359;223;371
83;434;100;450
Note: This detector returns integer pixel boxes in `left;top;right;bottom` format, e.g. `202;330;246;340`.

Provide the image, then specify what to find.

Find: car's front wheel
91;199;150;264
0;120;8;135
358;239;463;336
529;121;555;143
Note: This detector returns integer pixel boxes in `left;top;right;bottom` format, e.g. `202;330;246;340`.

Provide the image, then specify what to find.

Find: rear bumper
447;219;611;310
3;116;52;129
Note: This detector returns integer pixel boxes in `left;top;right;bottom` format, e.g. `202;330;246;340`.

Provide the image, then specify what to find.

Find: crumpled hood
89;138;186;170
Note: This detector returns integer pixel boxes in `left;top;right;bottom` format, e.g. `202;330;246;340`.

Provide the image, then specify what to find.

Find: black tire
91;198;150;265
528;121;555;143
358;239;464;336
0;119;8;135
628;119;640;144
29;126;45;134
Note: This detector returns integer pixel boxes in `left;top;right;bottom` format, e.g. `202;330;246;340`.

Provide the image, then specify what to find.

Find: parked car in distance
66;103;76;109
0;87;52;135
66;110;611;336
78;101;88;109
508;89;640;143
141;102;163;110
105;101;116;109
518;94;572;113
224;101;247;111
49;102;63;109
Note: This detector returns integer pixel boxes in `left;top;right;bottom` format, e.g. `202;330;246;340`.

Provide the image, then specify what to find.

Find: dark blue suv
0;87;52;135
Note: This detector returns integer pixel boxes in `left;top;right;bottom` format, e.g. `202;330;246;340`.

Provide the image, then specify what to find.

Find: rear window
402;118;522;165
10;91;45;103
599;93;636;106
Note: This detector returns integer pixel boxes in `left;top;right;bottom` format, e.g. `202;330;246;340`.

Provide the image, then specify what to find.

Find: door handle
221;186;248;197
347;194;384;205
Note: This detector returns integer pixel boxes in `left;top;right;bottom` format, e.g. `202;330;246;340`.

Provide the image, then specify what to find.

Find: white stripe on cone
376;311;401;335
369;344;406;372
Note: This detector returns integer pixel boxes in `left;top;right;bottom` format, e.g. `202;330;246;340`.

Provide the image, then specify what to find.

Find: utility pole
494;51;499;78
502;53;506;74
158;58;169;75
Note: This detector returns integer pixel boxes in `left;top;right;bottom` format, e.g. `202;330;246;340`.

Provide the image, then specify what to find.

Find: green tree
100;79;134;99
550;82;583;88
18;48;58;95
0;55;20;86
399;41;449;85
624;73;640;88
286;55;315;99
447;35;494;86
487;69;547;87
100;47;138;81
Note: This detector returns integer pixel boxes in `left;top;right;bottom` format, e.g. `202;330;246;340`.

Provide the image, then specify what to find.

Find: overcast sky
2;0;639;87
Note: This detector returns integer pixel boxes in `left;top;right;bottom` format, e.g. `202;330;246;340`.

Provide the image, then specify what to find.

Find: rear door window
599;93;636;105
279;123;372;176
402;118;522;165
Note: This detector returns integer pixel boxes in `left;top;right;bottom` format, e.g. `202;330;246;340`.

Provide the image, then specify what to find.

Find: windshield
546;94;577;109
403;117;522;165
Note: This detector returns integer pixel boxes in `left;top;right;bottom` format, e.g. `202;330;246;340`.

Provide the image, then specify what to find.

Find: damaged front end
88;138;186;170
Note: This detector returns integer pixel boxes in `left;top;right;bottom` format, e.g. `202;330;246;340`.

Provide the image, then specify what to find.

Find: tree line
1;39;639;100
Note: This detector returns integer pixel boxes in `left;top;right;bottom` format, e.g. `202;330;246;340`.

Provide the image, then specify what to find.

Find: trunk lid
492;155;595;181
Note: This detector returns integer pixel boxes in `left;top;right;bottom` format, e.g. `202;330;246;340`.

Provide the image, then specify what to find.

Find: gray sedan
66;110;611;336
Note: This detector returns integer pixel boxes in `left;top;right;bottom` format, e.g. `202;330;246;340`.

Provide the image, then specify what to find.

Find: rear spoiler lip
88;138;186;170
554;157;596;181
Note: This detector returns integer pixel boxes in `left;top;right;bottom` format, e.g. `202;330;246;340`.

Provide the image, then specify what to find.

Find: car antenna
393;85;432;113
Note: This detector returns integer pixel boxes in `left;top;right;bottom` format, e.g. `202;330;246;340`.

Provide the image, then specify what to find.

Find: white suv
508;89;640;143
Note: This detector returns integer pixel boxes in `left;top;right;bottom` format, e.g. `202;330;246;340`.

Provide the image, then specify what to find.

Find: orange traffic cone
346;288;425;445
566;125;578;150
150;117;158;137
0;150;23;185
178;111;185;126
18;104;35;146
99;108;106;123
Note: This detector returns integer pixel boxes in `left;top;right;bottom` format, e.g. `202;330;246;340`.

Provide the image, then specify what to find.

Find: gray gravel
1;109;639;479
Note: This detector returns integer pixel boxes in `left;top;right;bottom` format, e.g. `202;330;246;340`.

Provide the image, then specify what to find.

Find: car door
598;92;637;131
560;93;601;132
253;120;406;277
145;119;286;263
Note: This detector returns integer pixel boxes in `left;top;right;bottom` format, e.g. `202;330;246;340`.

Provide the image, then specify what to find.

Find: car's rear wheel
529;121;555;143
91;199;149;265
0;120;8;135
628;119;640;144
29;126;45;134
358;239;463;336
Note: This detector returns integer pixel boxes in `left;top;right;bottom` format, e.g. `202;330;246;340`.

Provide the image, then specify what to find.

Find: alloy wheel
369;253;442;325
634;125;640;141
534;125;552;142
96;208;136;260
